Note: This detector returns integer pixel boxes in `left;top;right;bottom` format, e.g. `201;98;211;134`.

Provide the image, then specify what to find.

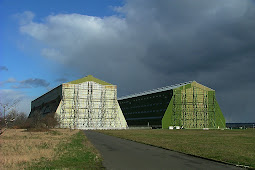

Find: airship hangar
30;76;225;129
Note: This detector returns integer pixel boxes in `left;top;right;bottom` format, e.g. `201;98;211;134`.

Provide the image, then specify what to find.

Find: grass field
0;129;104;169
100;128;255;169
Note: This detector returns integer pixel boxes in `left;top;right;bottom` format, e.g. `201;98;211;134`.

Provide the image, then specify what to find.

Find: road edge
95;131;252;170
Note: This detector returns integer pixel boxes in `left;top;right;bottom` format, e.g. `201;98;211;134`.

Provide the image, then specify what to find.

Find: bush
42;112;59;128
0;117;5;128
2;109;28;129
24;111;59;131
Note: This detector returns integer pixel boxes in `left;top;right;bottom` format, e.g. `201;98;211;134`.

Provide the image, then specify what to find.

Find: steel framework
172;84;216;128
58;81;127;129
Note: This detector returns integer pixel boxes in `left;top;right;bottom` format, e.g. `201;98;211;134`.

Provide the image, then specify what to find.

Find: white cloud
20;13;133;64
18;11;152;89
41;48;63;59
6;78;17;83
20;22;48;40
0;89;31;116
14;11;35;25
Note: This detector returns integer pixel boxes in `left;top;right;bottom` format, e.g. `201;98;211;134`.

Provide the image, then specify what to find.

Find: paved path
84;131;242;170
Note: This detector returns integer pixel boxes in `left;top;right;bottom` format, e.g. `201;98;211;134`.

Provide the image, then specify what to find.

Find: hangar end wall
162;82;225;129
55;82;127;129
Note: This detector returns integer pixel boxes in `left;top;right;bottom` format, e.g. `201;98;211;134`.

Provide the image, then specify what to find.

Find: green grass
99;129;255;169
27;131;104;169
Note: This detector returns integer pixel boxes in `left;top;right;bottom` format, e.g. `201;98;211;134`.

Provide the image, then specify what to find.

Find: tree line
0;99;59;133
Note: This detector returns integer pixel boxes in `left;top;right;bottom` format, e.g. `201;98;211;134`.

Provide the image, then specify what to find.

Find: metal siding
31;85;62;109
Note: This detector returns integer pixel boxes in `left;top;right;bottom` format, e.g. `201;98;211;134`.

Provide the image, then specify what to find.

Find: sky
0;0;254;123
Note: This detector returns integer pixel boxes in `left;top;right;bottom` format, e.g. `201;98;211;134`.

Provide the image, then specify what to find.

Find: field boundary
97;131;252;169
0;129;104;169
27;130;104;169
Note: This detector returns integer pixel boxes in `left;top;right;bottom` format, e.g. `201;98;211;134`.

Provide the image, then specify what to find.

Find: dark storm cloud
12;78;50;88
122;0;255;75
19;0;255;122
118;0;255;122
0;66;8;71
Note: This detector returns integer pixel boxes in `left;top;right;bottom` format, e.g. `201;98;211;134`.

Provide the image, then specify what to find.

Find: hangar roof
67;75;112;85
118;81;213;100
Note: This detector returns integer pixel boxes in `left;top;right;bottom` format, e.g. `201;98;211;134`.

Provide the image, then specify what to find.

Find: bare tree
24;111;59;131
6;109;18;121
41;112;59;128
5;109;27;128
28;110;42;128
0;99;20;129
14;112;27;127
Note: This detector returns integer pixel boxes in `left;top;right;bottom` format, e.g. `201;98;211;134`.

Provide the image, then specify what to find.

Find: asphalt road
84;131;242;170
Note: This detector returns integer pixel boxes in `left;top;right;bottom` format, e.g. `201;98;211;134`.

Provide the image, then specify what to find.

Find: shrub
1;109;28;129
24;111;59;131
41;112;59;129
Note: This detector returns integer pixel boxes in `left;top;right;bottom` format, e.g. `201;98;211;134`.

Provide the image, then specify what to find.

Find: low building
118;81;225;129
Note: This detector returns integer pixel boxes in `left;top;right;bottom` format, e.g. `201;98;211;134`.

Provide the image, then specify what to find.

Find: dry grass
0;129;78;169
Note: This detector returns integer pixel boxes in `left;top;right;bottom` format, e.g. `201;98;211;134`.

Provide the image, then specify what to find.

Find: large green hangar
118;81;226;129
30;75;127;129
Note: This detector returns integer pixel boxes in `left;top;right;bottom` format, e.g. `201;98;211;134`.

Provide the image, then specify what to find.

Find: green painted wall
162;98;174;129
208;91;215;128
207;91;226;128
173;89;182;126
162;83;226;129
215;100;226;128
